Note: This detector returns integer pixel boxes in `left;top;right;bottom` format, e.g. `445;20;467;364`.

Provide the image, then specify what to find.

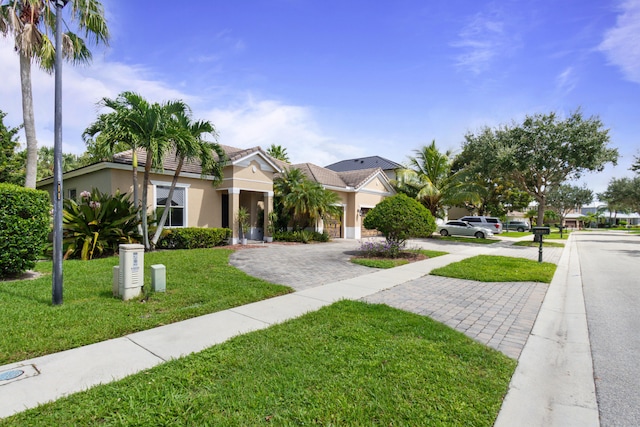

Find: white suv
458;216;503;234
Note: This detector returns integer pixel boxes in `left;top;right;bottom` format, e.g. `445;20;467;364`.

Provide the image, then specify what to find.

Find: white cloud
556;67;577;94
1;41;359;166
206;97;364;166
451;11;509;74
599;0;640;83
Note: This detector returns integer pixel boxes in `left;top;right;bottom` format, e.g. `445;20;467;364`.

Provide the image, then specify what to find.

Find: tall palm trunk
20;52;38;188
151;158;183;246
141;153;153;250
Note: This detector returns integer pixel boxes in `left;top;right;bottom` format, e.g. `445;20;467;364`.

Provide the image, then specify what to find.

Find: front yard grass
430;255;556;283
513;240;565;248
351;249;448;269
1;301;516;427
431;235;499;244
0;249;291;365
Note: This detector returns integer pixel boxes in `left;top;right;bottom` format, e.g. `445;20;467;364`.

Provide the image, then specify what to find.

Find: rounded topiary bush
0;183;51;278
363;193;436;244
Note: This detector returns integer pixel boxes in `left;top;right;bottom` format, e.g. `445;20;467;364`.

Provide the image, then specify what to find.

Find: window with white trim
156;186;186;227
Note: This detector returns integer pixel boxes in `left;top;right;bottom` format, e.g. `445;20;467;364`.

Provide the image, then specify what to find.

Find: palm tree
150;108;226;247
274;168;340;229
84;91;186;250
266;144;290;163
394;141;479;218
0;0;109;188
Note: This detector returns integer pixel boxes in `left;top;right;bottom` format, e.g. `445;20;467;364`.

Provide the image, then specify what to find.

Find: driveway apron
230;238;564;359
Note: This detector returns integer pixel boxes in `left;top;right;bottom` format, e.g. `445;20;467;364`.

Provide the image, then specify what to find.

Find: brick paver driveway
229;237;564;358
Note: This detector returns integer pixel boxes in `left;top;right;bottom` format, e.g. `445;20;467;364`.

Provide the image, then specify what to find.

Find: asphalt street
576;231;640;426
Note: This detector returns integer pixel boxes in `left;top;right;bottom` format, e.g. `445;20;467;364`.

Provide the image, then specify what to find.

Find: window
67;188;77;200
156;186;185;227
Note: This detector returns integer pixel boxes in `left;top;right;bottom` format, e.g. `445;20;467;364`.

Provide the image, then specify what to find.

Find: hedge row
156;227;231;249
0;184;50;278
273;230;330;243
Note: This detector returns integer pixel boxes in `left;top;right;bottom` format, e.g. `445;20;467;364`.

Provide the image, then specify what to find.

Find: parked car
437;220;494;239
458;216;503;234
504;220;531;232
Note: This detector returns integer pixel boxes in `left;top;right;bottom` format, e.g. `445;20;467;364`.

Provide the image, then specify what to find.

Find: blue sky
1;0;638;197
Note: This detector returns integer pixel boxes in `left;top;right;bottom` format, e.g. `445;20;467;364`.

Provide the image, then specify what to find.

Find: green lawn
0;301;516;427
513;240;565;248
431;235;499;244
351;249;448;269
0;249;291;365
499;231;530;238
430;255;556;283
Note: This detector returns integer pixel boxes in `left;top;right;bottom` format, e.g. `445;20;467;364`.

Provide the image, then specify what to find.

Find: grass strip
0;249;291;365
432;236;499;244
430;255;556;283
513;240;565;248
351;250;448;269
1;301;516;426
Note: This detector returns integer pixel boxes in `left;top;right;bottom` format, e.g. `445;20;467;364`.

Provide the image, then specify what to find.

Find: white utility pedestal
118;244;144;301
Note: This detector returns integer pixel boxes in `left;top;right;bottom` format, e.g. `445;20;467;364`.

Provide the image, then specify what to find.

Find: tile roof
325;156;402;172
284;163;385;190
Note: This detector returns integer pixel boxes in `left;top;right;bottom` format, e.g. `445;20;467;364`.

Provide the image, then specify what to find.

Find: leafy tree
394;140;479;218
266;144;290;163
363;193;436;245
485;109;617;225
0;0;109;188
0;110;24;185
599;177;640;218
274;168;341;229
631;154;640;174
546;184;593;227
456;127;532;216
150;107;226;247
35;146;88;180
63;188;141;260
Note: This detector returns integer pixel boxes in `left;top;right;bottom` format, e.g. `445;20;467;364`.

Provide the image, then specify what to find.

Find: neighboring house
564;206;640;228
37;145;394;243
281;163;395;239
325;156;402;182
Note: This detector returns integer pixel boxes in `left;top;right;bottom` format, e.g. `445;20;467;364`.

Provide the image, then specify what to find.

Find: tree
266;144;290;163
546;184;593;227
394;140;479;218
150;107;226;247
0;0;109;188
84;92;187;250
35;146;88;180
490;109;617;225
456;127;532;216
273;168;341;229
363;193;436;245
0;110;24;185
631;154;640;174
599;177;640;218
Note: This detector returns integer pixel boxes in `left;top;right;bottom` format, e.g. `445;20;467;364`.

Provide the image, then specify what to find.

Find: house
325;156;402;181
37;145;394;243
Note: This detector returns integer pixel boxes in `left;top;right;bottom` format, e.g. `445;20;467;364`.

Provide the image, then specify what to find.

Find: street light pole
52;0;69;305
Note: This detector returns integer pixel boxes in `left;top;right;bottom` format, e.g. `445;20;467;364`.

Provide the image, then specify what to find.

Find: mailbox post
532;227;550;262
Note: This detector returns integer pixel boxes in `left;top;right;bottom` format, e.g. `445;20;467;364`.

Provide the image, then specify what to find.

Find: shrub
63;189;141;260
272;229;329;243
0;183;50;278
358;240;403;258
363;194;436;245
156;227;231;249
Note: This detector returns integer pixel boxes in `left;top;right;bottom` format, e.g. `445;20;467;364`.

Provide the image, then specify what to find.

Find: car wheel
440;229;449;236
474;231;484;239
517;227;524;232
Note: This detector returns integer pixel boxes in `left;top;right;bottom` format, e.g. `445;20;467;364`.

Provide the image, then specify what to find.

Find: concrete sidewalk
0;235;599;426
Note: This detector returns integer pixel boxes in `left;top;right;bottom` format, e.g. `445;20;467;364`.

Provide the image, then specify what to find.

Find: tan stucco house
37;145;394;243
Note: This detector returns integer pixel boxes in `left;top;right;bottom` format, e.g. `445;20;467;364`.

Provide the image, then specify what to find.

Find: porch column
229;188;240;244
263;191;273;238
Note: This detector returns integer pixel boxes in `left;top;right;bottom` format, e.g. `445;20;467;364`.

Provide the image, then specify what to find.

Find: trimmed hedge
273;230;330;243
156;227;231;249
0;183;50;278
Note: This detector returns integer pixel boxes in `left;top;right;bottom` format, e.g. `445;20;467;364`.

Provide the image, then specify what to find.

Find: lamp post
52;0;69;305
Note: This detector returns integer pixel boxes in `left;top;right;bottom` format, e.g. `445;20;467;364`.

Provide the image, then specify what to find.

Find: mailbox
532;227;550;236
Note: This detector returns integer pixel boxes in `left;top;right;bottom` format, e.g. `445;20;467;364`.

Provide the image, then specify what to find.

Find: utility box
118;244;144;301
151;264;166;292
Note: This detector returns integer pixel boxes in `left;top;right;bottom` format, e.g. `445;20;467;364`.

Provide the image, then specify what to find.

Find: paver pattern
230;237;564;359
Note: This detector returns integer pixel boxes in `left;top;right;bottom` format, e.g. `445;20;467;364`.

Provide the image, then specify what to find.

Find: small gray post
112;266;120;297
151;264;166;292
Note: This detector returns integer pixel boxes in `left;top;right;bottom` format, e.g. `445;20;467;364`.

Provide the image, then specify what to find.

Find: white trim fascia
357;188;395;196
355;171;395;193
150;180;191;188
232;151;282;173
